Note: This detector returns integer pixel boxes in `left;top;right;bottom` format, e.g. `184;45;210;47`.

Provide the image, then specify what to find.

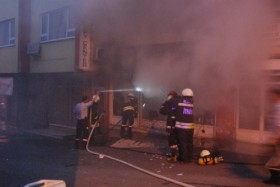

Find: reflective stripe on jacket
175;122;194;129
123;106;135;111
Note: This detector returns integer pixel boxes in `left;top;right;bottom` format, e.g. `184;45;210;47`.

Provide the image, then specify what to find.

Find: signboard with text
78;30;92;71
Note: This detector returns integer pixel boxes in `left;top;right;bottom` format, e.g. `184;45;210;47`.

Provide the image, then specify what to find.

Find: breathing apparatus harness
197;149;224;165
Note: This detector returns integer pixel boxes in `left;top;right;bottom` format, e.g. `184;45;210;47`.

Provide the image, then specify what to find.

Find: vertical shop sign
79;30;92;71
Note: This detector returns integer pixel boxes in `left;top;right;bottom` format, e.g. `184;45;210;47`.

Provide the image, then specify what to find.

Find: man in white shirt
73;96;93;149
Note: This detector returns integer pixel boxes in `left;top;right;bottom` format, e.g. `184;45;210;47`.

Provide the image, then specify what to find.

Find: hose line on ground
86;123;195;187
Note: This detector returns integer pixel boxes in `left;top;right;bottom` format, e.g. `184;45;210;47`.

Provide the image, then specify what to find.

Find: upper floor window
0;19;15;47
41;7;75;42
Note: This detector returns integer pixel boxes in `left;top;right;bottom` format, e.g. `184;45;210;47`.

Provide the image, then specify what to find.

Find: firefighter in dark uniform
171;88;194;163
159;90;178;162
121;93;137;138
89;89;100;126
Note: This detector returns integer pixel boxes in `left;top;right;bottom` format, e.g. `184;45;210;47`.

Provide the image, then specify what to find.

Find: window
0;19;15;47
41;7;75;42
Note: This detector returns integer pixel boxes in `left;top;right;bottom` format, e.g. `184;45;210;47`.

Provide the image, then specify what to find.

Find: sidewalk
19;123;274;166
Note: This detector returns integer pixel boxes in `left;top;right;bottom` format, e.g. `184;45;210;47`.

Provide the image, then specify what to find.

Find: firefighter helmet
200;149;210;157
182;88;193;97
127;93;135;98
168;90;178;97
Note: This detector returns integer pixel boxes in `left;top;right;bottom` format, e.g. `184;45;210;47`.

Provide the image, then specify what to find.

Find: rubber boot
167;145;177;162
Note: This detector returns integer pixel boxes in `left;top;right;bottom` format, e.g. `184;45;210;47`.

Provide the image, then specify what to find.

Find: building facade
0;0;279;144
0;0;106;130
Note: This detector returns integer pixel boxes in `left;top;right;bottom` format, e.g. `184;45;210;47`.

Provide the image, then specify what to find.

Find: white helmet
200;149;210;157
182;88;193;96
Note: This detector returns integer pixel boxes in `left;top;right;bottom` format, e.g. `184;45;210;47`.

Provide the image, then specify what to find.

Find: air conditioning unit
27;42;41;56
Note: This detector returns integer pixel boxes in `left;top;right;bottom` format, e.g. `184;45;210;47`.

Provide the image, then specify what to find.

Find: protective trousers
121;114;134;138
176;128;194;162
167;127;178;157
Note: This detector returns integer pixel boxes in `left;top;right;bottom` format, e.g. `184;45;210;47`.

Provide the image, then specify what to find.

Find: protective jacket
122;98;137;126
172;96;194;129
122;100;137;117
160;99;176;129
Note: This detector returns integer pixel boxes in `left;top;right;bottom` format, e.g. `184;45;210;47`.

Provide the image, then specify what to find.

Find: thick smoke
78;0;275;111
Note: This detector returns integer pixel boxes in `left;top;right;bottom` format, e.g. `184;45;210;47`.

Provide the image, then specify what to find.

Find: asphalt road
0;128;276;187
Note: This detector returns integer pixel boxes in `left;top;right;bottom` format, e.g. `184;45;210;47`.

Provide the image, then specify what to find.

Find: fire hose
86;120;195;187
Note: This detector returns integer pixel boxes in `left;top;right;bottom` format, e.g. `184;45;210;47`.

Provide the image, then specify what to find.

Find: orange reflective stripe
123;106;134;111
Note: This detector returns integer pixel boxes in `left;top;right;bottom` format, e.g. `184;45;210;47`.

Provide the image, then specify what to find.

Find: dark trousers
89;108;98;125
75;118;88;147
167;128;177;146
122;114;134;126
121;114;134;138
176;128;194;162
167;128;178;158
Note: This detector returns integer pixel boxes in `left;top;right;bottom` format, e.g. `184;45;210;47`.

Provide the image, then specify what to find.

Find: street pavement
24;124;274;166
0;124;277;187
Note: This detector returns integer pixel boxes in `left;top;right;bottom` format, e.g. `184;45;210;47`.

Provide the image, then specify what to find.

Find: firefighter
159;90;178;162
87;90;101;145
171;88;194;163
89;89;100;126
121;93;137;138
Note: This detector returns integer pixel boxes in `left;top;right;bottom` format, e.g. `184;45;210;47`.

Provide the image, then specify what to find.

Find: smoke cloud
78;0;276;111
